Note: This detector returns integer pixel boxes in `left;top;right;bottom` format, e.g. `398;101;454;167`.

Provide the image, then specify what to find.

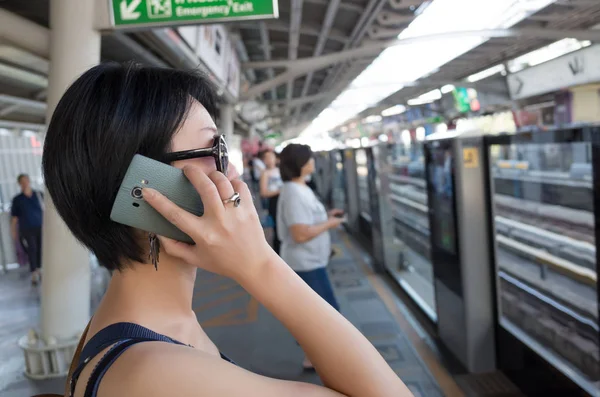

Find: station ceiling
1;0;600;137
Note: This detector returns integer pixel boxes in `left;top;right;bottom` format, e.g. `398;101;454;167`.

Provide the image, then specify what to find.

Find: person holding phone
277;144;346;369
42;63;413;397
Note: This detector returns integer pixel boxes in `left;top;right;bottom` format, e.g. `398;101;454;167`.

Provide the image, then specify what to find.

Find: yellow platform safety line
496;235;597;287
496;160;529;170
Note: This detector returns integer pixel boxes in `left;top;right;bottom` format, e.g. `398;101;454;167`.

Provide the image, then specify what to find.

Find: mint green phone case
110;154;203;243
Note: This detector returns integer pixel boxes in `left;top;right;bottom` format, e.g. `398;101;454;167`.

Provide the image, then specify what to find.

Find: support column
41;0;101;341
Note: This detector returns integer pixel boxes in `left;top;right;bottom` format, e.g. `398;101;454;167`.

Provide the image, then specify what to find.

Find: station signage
507;44;600;100
110;0;279;27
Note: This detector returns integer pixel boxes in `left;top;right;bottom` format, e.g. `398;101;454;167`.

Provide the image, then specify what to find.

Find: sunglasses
162;135;229;176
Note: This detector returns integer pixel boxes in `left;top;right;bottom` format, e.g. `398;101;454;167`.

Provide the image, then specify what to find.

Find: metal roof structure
1;0;600;138
232;0;429;135
352;0;600;121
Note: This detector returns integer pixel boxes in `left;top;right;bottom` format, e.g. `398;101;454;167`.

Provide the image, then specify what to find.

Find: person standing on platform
259;149;283;254
251;152;266;194
10;174;44;285
277;143;345;369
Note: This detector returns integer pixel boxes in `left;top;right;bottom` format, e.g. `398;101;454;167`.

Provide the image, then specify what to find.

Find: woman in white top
259;150;283;254
277;143;345;369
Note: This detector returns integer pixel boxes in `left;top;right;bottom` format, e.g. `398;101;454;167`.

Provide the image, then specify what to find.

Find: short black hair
42;62;217;271
17;174;29;183
279;144;312;182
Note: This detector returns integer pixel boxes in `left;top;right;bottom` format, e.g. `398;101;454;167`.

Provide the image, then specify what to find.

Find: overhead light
441;84;455;94
507;38;593;73
466;64;506;82
363;115;383;123
381;105;407;117
416;127;426;141
408;89;442;106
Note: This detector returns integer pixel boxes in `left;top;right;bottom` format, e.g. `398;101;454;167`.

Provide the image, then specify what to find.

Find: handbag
32;320;91;397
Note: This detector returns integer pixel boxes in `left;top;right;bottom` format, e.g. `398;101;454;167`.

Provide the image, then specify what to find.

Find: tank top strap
68;322;234;397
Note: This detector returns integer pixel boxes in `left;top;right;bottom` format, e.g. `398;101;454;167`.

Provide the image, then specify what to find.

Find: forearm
10;219;18;240
260;189;279;199
295;221;332;243
240;256;411;397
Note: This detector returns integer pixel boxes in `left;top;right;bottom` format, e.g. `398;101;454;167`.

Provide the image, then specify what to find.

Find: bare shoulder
98;342;345;397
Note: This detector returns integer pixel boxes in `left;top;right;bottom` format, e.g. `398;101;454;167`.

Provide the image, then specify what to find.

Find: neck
291;176;307;185
23;188;33;196
99;256;198;331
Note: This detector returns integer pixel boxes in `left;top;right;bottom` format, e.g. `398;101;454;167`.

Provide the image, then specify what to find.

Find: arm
10;217;18;241
259;171;279;199
289;219;339;244
10;199;18;241
141;167;413;397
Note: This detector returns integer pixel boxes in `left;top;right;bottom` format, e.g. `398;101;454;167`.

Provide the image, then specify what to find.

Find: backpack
33;321;91;397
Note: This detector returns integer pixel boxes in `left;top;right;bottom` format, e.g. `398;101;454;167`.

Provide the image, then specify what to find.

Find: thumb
158;236;197;264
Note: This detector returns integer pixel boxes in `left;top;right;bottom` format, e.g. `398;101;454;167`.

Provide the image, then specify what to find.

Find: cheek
173;157;216;174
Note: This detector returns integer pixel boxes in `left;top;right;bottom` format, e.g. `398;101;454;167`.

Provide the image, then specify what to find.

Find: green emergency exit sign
111;0;279;27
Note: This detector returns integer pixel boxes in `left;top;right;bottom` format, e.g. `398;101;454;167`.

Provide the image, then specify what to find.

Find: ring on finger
222;192;241;207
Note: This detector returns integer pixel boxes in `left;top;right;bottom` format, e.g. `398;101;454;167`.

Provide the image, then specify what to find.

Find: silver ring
223;192;241;207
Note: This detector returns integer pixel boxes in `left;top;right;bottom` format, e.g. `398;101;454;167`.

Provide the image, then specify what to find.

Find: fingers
183;165;223;214
157;236;197;264
142;188;198;237
227;163;241;181
230;178;253;209
207;171;235;201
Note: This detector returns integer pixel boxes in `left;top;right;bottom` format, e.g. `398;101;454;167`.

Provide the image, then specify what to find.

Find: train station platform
0;228;460;397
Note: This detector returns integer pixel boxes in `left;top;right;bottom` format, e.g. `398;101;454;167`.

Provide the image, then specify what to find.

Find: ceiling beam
244;28;600;71
555;0;600;6
259;92;331;107
287;0;304;110
244;40;314;53
295;0;341;119
0;9;49;59
238;20;349;44
296;0;387;128
259;22;277;100
232;33;257;83
303;0;363;13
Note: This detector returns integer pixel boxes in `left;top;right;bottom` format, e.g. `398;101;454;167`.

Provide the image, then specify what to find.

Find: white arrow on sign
121;0;142;20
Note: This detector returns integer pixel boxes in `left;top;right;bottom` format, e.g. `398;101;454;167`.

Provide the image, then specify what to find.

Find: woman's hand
328;209;344;218
142;165;275;282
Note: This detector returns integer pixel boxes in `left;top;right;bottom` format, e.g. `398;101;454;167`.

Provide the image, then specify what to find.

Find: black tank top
69;322;234;397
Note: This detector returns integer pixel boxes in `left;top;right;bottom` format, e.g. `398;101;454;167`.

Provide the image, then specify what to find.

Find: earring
148;233;160;271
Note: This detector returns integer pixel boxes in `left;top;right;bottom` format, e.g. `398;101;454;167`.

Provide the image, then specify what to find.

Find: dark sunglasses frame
162;135;228;176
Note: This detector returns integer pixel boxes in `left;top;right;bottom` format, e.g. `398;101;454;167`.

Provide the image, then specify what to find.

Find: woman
43;63;412;397
277;144;346;369
259;149;283;254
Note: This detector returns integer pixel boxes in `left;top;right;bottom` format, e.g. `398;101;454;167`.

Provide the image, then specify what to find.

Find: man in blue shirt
10;174;44;285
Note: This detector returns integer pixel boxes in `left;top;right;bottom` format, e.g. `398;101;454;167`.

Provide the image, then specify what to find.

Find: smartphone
110;154;203;243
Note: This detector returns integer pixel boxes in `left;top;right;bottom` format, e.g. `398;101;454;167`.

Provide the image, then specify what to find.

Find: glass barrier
488;138;599;395
355;149;371;222
384;140;437;321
